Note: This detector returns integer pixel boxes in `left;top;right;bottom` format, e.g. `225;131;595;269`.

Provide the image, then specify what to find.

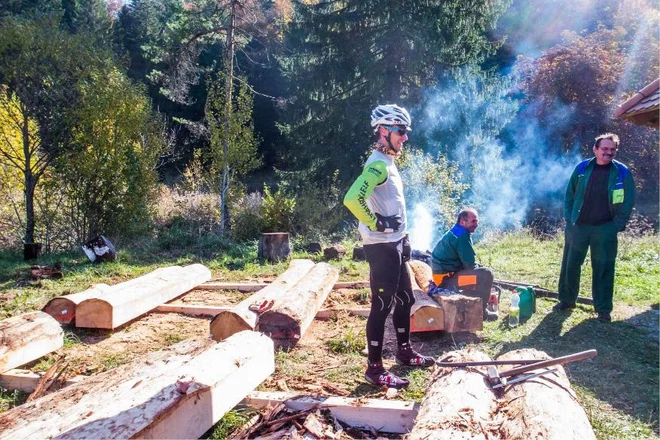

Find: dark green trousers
558;222;618;313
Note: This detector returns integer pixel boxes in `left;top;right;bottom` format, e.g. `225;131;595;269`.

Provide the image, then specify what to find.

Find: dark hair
457;208;478;224
594;133;620;149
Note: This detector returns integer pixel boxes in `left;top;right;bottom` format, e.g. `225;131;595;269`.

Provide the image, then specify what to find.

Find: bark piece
30;264;63;280
42;284;113;325
257;263;339;349
438;295;483;333
495;348;596;440
0;331;275;440
210;259;315;342
258;233;291;262
408;349;497;440
75;264;211;329
0;311;63;374
408;259;433;293
408;263;444;332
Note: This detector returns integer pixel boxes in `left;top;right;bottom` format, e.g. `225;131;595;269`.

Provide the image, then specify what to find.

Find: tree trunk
0;311;63;374
495;349;596;440
42;283;113;325
22;109;35;246
75;264;211;329
256;263;339;350
0;332;275;440
408;349;498;440
258;232;291;262
408;263;444;332
210;259;315;342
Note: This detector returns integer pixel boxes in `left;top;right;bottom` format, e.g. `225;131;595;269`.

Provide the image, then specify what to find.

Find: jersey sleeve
343;160;388;230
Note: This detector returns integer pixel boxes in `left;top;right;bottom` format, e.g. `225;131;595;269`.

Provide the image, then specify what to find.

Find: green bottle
515;286;536;321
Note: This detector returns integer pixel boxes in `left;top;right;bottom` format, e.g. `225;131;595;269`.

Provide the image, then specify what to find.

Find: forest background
0;0;658;254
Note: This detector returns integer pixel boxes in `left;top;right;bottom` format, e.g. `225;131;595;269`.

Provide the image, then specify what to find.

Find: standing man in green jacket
343;104;433;390
430;208;494;317
555;133;635;322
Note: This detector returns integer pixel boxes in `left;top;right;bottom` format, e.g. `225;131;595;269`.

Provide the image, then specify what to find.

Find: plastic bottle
487;292;499;314
509;291;520;328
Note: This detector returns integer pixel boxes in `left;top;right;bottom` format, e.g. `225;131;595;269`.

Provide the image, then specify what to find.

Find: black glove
401;235;411;262
374;213;402;233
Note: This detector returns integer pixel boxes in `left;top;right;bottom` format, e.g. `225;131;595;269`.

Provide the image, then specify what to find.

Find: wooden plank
0;311;63;374
0;369;85;393
75;264;212;329
242;391;419;434
156;304;370;319
197;280;370;292
0;332;275;440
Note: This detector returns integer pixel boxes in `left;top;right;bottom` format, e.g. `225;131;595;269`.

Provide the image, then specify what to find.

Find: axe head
487;366;503;387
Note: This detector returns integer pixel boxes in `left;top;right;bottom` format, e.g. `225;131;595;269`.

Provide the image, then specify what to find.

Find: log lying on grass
210;259;315;342
75;264;211;329
408;349;498;440
256;263;339;349
408;263;444;332
495;348;596;440
0;331;275;440
42;283;113;325
0;311;63;374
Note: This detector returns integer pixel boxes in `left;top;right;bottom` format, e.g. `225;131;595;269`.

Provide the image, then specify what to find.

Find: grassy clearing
0;230;657;439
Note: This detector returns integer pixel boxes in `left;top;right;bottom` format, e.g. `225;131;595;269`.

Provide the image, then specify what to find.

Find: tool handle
500;349;597;378
436;359;544;367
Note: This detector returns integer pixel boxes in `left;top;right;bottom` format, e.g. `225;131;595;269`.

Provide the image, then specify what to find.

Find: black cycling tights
363;239;415;364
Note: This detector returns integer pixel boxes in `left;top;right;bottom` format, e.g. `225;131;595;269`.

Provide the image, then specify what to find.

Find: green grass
0;230;657;438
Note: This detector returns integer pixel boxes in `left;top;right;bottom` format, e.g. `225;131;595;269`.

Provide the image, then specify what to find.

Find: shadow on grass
496;308;659;433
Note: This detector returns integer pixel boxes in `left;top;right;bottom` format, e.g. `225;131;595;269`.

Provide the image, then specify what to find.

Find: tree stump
258;233;291;262
23;243;42;261
438;295;483;333
304;242;322;254
352;247;366;261
323;245;345;260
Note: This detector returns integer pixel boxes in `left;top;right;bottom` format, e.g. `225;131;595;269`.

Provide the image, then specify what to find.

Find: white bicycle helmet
370;104;412;131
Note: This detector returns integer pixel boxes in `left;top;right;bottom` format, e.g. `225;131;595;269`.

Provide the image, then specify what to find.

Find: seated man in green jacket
430;208;493;317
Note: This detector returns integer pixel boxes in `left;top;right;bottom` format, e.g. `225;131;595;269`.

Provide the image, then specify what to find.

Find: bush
262;185;296;233
230;192;264;242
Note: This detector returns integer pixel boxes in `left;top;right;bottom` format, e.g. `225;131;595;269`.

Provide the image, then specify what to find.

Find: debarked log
75;264;211;329
408;259;433;293
408;263;444;332
256;263;339;349
0;331;275;440
210;259;315;342
42;284;113;325
0;311;63;374
495;348;596;440
408;349;498;440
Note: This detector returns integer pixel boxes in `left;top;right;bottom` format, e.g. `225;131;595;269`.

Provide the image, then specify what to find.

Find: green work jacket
431;224;476;274
564;158;635;232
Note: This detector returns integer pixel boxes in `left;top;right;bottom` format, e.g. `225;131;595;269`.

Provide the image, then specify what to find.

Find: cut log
258;232;291;262
495;349;596;440
323;245;346;260
408;259;433;293
257;263;339;349
0;331;275;440
157;303;370;320
42;283;113;325
197;280;369;291
0;311;63;374
0;369;85;393
75;264;212;329
210;259;315;342
408;263;444;333
243;391;419;434
438;295;483;333
408;349;498;440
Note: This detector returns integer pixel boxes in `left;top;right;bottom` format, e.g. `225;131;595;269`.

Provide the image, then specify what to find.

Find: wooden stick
493;280;594;305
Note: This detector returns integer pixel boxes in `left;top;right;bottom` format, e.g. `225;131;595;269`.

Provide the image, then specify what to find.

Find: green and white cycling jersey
343;150;407;245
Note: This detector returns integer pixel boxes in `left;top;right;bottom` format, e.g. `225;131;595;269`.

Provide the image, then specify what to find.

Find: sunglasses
383;125;408;136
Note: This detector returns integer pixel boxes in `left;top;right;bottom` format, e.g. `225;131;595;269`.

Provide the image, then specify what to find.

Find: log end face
42;298;76;325
75;299;114;329
210;312;253;342
256;313;300;350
